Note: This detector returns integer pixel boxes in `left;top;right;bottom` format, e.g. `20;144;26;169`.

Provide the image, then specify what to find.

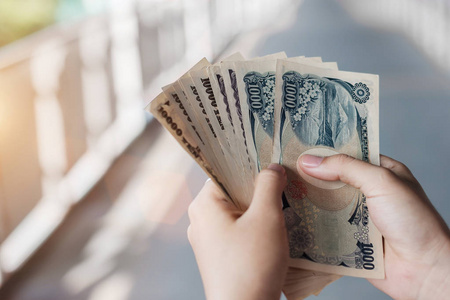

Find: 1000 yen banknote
234;59;279;173
273;60;383;278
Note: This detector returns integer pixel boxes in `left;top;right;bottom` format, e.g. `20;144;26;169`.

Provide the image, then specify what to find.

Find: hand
187;164;288;300
298;154;450;300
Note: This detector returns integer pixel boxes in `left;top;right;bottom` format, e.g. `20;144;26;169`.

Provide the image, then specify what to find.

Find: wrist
417;234;450;300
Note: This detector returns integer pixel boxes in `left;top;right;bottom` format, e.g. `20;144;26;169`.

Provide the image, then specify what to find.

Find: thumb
247;164;287;216
297;154;401;198
296;154;438;246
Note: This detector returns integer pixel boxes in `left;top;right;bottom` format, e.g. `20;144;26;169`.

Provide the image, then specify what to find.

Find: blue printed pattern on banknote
243;71;275;137
281;71;370;153
281;71;375;271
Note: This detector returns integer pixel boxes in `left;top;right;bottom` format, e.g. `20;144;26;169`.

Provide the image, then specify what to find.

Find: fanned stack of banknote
147;52;384;299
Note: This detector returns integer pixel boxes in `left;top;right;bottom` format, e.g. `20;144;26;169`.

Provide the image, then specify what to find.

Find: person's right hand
298;154;450;300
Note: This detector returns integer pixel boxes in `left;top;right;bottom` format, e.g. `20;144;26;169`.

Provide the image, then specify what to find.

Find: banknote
178;74;242;205
160;63;222;173
150;52;385;296
207;54;255;202
220;53;288;176
162;59;239;207
207;64;241;159
207;53;245;162
234;59;278;173
148;93;234;205
233;56;337;174
189;67;251;206
220;60;256;201
161;58;210;150
273;60;384;278
189;68;229;152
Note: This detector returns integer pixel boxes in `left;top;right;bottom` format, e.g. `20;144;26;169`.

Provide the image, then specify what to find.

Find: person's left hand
188;164;288;300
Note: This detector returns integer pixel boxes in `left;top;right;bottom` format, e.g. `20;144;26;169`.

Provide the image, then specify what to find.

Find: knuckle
334;154;359;183
396;161;413;175
381;156;415;178
385;157;407;171
377;167;397;183
259;169;282;183
335;153;356;165
371;167;408;195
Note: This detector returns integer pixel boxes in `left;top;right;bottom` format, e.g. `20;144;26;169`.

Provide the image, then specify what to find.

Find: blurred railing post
0;0;299;287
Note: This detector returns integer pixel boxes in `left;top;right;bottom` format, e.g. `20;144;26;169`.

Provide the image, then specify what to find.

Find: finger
297;154;402;198
199;179;236;210
247;164;287;217
298;154;449;254
188;179;236;224
380;155;416;182
380;155;431;201
196;179;225;201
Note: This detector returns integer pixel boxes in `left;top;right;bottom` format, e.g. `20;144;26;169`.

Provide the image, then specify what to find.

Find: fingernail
267;163;285;174
300;155;324;168
205;178;212;183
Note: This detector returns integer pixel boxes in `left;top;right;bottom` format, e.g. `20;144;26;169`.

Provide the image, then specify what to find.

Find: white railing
0;0;297;286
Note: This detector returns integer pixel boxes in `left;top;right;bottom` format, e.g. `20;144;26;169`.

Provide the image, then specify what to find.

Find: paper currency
147;52;384;299
149;93;229;200
234;59;278;173
273;59;383;279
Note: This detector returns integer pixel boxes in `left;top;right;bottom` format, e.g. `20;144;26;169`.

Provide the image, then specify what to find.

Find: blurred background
0;0;449;299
